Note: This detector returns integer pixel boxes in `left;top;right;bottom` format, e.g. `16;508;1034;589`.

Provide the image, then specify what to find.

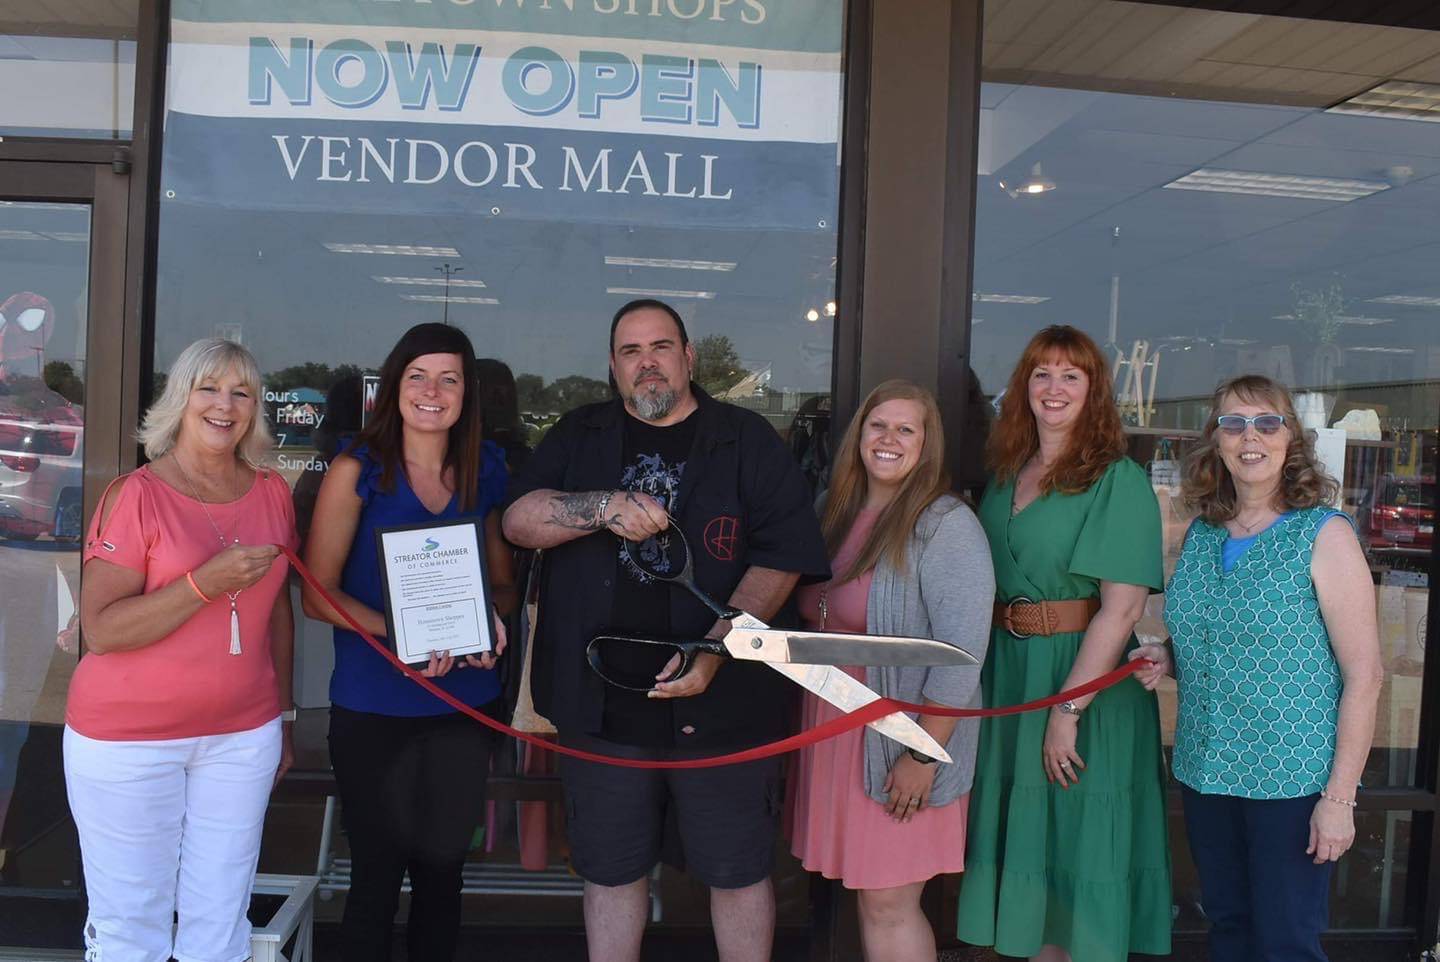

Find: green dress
955;458;1172;961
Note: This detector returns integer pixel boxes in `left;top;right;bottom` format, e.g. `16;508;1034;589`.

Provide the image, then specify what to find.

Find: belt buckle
1005;595;1035;639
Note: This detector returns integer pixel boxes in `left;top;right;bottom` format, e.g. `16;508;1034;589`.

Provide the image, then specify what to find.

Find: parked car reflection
0;412;83;541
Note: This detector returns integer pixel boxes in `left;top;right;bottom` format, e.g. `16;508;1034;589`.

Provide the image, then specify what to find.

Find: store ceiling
0;1;137;39
974;0;1440;399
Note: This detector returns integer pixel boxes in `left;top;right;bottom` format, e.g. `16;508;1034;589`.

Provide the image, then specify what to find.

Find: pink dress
789;508;969;889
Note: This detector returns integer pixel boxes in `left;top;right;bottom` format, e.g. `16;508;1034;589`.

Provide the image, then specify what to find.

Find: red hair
986;325;1127;494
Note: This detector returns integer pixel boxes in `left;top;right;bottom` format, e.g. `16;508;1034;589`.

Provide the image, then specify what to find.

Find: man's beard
628;379;680;421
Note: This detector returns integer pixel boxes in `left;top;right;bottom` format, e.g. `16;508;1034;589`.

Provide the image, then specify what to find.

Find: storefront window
977;0;1439;930
0;201;89;943
156;0;844;926
0;5;138;140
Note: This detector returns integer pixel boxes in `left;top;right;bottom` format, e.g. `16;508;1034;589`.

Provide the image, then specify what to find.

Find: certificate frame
374;517;495;666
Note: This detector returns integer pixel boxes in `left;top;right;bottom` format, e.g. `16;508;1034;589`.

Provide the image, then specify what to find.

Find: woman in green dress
955;325;1172;962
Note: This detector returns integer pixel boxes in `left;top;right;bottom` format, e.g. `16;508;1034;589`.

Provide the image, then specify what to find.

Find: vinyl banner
164;0;844;229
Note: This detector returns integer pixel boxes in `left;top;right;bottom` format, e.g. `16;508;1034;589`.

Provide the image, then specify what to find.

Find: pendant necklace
172;453;244;655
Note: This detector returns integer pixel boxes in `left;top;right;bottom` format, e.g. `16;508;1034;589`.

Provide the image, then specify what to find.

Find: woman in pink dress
791;379;994;962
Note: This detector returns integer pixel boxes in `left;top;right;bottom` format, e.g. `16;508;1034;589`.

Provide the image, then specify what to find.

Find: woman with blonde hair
956;325;1171;962
790;379;993;962
1131;374;1382;961
67;338;297;962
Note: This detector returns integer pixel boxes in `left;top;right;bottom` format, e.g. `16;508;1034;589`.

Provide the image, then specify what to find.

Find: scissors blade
724;628;979;667
763;661;952;763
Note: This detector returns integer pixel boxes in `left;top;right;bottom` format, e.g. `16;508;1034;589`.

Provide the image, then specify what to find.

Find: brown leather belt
993;597;1101;638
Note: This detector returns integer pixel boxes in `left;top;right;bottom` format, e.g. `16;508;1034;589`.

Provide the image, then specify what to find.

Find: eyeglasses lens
1217;415;1285;435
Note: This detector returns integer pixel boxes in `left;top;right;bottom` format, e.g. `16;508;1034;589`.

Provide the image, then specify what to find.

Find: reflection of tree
545;375;611;409
693;334;748;396
1289;277;1346;388
516;373;546;412
266;362;364;393
43;362;84;405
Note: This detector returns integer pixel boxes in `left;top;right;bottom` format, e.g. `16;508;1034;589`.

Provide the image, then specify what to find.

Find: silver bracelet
1320;790;1357;808
595;491;612;528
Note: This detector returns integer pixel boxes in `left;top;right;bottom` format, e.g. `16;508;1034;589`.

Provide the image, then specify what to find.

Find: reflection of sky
973;82;1440;405
153;207;837;394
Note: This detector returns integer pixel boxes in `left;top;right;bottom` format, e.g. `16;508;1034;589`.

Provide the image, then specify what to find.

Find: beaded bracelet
186;570;213;604
1320;790;1357;808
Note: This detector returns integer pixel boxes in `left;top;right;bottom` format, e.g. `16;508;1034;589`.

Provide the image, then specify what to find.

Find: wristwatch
906;747;938;765
1055;700;1083;717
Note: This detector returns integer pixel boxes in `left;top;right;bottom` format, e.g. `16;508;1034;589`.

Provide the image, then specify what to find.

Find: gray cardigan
859;494;994;806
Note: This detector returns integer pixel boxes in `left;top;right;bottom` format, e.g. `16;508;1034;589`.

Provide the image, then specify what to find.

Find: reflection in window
154;0;845;927
977;1;1437;789
0;14;139;140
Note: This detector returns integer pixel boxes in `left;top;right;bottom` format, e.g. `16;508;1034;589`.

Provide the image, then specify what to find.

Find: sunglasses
1216;413;1286;436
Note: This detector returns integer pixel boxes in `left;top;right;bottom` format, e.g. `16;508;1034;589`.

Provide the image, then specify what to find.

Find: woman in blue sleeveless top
302;323;516;962
1131;375;1382;962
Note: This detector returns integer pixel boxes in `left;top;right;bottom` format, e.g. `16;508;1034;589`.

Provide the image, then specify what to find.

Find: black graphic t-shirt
601;410;699;746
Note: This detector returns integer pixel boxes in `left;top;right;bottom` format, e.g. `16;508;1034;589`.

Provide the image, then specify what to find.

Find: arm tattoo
547;491;610;531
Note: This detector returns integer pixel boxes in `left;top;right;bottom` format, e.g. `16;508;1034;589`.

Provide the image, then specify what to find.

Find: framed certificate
374;518;495;666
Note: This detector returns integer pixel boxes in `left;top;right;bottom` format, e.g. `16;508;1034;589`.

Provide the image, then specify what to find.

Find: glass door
0;162;129;951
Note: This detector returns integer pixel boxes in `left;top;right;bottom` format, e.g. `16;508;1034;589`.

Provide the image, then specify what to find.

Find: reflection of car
1368;474;1434;554
0;415;83;541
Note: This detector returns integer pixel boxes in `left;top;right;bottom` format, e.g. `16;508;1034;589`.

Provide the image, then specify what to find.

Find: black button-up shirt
505;385;830;750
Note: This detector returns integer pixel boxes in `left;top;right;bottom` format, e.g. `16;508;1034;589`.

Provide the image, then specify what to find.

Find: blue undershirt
1222;510;1345;572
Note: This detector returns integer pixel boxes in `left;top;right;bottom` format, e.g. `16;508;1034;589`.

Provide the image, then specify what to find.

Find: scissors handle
587;634;729;691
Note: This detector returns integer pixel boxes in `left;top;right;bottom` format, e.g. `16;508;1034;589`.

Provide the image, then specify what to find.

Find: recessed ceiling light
1346;345;1414;353
1271;313;1395;326
1368;295;1440;307
1163;169;1389;202
604;256;737;271
606;287;717;300
973;293;1050;304
400;294;499;305
325;242;461;257
373;275;488;288
0;229;86;243
1328;81;1440;123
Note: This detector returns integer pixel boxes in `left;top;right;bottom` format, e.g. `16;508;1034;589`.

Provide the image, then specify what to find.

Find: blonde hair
821;379;951;581
1181;374;1339;523
138;338;274;464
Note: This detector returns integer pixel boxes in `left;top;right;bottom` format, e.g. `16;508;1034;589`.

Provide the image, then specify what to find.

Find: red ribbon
280;545;1148;769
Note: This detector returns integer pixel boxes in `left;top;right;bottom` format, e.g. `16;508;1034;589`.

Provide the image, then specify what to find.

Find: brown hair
354;323;484;512
822;380;951;581
986;325;1127;493
1181;374;1339;524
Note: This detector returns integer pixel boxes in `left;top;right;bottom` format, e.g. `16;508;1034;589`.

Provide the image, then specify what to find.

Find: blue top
331;442;507;716
1164;506;1347;799
1220;513;1290;572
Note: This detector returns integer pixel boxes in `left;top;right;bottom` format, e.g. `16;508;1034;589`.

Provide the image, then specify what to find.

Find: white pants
63;718;281;962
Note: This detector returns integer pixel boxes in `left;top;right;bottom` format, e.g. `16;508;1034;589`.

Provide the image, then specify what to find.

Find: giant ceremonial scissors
588;522;978;763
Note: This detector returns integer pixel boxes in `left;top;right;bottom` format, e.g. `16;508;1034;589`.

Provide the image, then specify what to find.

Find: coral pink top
67;464;297;741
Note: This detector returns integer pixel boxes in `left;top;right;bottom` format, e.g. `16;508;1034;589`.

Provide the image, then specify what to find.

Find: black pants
328;704;498;962
1182;785;1334;962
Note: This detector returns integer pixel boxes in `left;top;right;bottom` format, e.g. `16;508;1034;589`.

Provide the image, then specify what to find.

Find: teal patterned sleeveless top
1164;507;1346;799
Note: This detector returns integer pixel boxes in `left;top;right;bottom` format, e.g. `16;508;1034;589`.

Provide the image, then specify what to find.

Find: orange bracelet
186;570;212;604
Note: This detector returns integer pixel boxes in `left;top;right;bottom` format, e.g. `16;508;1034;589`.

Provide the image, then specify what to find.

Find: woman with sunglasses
1131;374;1382;961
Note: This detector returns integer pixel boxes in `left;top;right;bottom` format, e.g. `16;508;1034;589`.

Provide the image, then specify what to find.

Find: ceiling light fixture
606;287;717;300
604;256;738;271
824;301;837;317
1328;81;1440;123
998;162;1056;199
1163;169;1389;202
1346;345;1414;353
325;242;461;257
373;275;488;288
401;294;499;305
1272;313;1395;326
1368;294;1440;307
805;309;820;322
973;293;1050;304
